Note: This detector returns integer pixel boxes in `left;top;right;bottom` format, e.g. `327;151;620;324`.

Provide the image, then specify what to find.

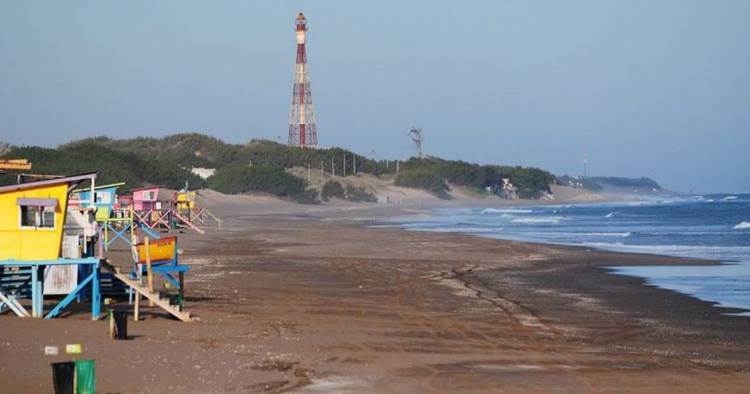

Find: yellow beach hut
0;172;102;319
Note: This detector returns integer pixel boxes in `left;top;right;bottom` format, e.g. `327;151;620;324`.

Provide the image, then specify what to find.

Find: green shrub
207;165;307;197
321;180;345;201
294;188;321;204
344;184;377;203
394;168;450;199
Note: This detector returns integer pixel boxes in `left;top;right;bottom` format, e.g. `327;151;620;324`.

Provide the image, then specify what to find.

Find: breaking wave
735;222;750;230
605;212;615;218
511;216;565;225
540;231;631;238
481;208;533;215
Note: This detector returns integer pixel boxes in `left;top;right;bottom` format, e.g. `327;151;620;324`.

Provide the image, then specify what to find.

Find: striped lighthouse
288;12;318;148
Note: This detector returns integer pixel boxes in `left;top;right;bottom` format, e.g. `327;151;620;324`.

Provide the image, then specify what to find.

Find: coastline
1;195;749;392
375;198;750;315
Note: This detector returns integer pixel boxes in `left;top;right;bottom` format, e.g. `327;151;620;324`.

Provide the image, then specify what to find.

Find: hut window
95;191;112;204
20;206;37;227
41;207;55;227
19;205;56;229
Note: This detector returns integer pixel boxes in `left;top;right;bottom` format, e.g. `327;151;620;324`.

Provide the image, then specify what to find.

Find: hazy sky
1;1;748;193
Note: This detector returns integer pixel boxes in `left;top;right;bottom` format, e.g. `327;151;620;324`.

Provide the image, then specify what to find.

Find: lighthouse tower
288;12;318;148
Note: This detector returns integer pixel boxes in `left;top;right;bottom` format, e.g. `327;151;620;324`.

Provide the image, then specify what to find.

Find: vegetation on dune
400;157;554;199
1;133;557;201
71;133;394;176
395;168;451;199
589;176;662;190
555;175;662;193
344;184;377;203
497;166;554;199
207;164;307;197
0;143;204;191
62;134;239;168
321;180;345;201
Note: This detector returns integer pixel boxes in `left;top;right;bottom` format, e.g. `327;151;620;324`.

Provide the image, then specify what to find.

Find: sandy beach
2;193;749;393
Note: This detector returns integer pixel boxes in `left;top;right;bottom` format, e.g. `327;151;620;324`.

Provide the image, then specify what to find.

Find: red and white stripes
288;12;318;148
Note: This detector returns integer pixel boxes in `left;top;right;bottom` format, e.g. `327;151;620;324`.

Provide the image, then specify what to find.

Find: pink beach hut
132;186;175;211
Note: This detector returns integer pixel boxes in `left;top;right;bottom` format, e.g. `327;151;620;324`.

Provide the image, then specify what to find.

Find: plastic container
113;310;128;339
50;362;74;394
74;359;96;394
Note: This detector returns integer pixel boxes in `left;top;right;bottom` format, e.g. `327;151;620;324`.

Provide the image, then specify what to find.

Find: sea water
378;194;750;316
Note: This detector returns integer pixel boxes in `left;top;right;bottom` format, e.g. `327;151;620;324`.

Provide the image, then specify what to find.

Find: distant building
499;178;519;200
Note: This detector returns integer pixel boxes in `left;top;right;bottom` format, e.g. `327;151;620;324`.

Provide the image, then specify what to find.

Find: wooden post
145;237;154;306
108;308;115;339
129;206;135;245
31;265;41;318
178;271;185;311
91;265;100;320
97;225;105;259
134;262;142;321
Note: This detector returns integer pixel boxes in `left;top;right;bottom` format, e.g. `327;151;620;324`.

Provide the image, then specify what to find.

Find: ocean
378;194;750;316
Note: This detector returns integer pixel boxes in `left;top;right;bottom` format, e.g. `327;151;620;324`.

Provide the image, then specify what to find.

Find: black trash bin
51;361;75;394
113;310;128;340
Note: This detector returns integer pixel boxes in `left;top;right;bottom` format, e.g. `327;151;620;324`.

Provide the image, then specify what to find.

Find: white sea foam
605;212;615;218
511;216;565;225
735;222;750;230
427;227;499;233
723;196;738;201
538;231;631;238
482;208;533;215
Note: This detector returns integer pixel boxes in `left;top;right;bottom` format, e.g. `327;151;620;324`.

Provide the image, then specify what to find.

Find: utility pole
343;155;346;176
353;155;357;174
331;157;335;177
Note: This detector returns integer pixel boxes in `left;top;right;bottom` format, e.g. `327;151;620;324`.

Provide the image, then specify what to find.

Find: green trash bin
74;359;96;394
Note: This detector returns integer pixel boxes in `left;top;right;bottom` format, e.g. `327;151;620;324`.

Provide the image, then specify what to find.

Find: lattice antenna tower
408;127;423;159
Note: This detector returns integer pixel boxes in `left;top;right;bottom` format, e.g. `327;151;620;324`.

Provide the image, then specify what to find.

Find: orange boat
133;236;177;263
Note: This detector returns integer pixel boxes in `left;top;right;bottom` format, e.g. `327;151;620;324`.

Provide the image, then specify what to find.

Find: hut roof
0;172;98;194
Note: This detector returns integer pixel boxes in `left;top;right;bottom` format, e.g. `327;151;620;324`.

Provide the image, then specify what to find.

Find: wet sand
1;202;749;393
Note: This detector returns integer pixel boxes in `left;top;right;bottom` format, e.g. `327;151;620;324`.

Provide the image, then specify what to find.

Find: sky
1;1;748;193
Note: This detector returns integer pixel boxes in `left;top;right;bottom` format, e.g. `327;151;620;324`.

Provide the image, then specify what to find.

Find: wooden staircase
100;260;192;322
172;211;206;234
0;267;31;317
